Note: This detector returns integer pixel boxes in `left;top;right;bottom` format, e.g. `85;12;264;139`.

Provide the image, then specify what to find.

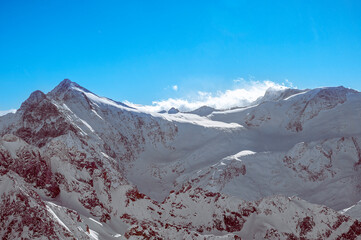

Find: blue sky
1;1;361;111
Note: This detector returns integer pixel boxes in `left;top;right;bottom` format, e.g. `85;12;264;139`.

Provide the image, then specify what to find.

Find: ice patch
88;229;99;240
89;218;103;226
46;205;71;232
62;104;73;113
79;118;95;133
340;205;355;214
234;150;256;158
284;90;309;101
92;109;103;120
101;152;110;159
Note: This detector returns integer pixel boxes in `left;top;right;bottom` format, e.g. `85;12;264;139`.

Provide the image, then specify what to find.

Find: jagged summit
19;90;46;111
46;79;134;110
58;78;73;87
57;78;88;91
52;78;77;92
48;79;92;98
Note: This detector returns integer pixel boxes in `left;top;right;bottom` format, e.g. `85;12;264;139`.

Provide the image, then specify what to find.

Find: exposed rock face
0;134;60;198
12;90;79;147
167;107;179;114
1;80;361;239
0;173;87;240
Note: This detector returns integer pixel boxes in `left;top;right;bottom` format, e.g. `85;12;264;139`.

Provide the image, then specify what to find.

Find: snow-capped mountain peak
1;80;361;239
50;78;89;95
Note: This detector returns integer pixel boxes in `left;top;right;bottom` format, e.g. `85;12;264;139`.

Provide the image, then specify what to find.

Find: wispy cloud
127;80;292;112
0;109;16;116
233;77;245;83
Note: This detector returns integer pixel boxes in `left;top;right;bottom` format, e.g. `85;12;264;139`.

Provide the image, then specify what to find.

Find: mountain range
1;79;361;239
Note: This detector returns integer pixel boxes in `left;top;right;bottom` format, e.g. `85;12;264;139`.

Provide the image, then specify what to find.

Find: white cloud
284;79;295;88
172;85;178;91
0;109;16;116
128;80;292;113
233;77;245;83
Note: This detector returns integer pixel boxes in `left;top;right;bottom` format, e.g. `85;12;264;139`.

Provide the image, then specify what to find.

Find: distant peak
255;87;305;104
188;106;216;117
318;85;357;93
168;107;179;114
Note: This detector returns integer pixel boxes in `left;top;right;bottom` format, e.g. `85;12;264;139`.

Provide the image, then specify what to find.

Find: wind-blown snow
126;80;289;112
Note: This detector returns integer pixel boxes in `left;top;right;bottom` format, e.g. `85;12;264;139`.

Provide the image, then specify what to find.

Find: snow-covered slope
210;86;360;138
187;136;361;210
1;79;361;239
188;106;217;117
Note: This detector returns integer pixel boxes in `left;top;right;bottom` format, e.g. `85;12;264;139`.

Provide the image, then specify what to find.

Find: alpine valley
1;79;361;239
